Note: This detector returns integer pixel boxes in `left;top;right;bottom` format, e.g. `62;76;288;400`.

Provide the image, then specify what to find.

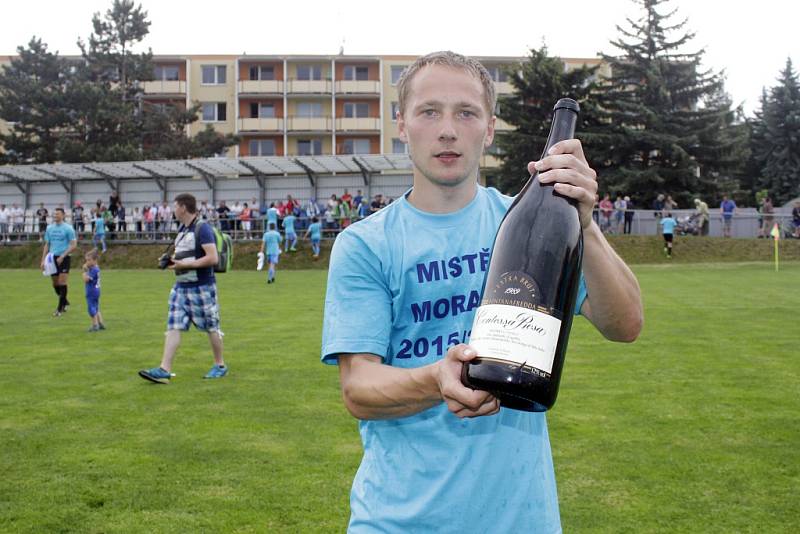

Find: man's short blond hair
396;51;497;116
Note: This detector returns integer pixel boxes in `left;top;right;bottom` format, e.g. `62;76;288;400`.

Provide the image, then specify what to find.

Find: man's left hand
529;139;598;229
55;256;63;265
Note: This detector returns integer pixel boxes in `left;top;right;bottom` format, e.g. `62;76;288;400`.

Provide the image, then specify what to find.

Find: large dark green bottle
461;98;583;412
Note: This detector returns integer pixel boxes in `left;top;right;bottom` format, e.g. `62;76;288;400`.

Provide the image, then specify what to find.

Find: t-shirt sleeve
575;274;588;316
197;223;215;246
321;230;392;365
90;266;100;285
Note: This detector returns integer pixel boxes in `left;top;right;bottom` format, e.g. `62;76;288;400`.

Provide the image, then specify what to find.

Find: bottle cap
553;98;580;113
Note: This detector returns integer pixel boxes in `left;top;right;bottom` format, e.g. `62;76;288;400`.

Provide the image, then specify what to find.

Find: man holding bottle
321;51;643;532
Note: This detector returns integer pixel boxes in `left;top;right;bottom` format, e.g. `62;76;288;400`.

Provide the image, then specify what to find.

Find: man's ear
484;115;496;148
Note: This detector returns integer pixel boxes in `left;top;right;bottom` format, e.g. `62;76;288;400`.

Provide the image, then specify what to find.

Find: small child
82;249;105;332
93;211;107;253
260;223;282;284
660;212;677;259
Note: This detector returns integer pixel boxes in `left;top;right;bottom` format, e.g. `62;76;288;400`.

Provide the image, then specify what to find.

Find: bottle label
469;304;561;374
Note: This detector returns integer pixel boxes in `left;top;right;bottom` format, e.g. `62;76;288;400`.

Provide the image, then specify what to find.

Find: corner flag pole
770;223;780;272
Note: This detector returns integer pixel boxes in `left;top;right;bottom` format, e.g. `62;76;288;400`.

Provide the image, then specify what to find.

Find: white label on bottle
469;304;561;374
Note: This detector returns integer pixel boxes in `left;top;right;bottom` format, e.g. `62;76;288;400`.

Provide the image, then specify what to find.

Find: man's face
54;210;64;223
398;65;494;189
173;202;184;219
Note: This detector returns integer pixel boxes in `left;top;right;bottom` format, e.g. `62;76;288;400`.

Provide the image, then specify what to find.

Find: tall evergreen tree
597;0;742;206
493;45;605;194
751;58;800;204
0;38;73;164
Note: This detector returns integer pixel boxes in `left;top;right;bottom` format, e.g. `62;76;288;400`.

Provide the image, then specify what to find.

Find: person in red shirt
239;202;252;239
599;193;613;233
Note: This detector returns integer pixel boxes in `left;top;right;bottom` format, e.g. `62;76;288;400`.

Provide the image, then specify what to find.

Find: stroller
675;213;701;236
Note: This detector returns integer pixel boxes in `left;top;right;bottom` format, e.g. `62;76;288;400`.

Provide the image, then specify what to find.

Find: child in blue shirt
93;212;107;253
660;212;677;258
283;213;297;252
260;223;282;283
304;217;322;259
81;249;105;331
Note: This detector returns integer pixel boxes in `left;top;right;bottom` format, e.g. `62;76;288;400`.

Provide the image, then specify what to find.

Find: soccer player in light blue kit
283;212;297;252
660;211;678;258
304;216;322;259
260;222;282;284
266;203;279;232
40;207;77;316
321;52;643;533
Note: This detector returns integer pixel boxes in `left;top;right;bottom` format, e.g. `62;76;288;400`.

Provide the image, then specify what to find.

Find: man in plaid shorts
138;193;228;384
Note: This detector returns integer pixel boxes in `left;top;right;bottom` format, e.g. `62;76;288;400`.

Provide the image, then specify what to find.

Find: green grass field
1;263;798;533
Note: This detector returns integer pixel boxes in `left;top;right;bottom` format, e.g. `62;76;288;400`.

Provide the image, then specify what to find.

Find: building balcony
494;81;514;94
335;80;380;94
287;79;332;94
238;80;284;94
239;117;285;132
335;117;381;131
143;80;186;95
287;116;332;131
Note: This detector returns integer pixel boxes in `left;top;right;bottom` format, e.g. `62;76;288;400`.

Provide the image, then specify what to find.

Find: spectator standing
337;197;352;229
305;197;321;220
216;200;231;232
266;202;279;232
240;202;252;239
0;204;9;242
792;201;800;238
599;194;613;233
132;207;141;238
138;193;228;384
623;196;635;234
36;203;49;237
40;207;77;316
613;195;626;234
341;189;353;209
652;193;665;232
694;198;709;236
353;189;363;210
720;194;737;238
11;203;24;240
759;197;774;238
660;212;677;258
81;249;105;332
664;195;678;213
117;203;127;235
231;201;243;234
199;200;210;220
72;202;85;235
260;222;282;284
370;194;384;214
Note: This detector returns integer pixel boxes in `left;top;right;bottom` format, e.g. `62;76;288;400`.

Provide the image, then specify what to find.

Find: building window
390;65;406;85
297;139;322;156
297;65;322;81
201;65;227;84
250;65;275;81
485;66;508;83
250;102;275;118
297;102;323;118
343;65;369;81
249;139;276;156
154;65;179;81
390;101;399;121
392;138;407;154
343;102;369;118
342;138;371;155
202;102;227;122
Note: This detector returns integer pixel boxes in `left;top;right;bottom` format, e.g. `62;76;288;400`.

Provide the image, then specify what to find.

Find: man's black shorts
53;255;71;275
663;233;674;243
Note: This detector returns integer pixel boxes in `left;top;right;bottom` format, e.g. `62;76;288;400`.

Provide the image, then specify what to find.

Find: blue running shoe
204;364;228;379
138;366;171;384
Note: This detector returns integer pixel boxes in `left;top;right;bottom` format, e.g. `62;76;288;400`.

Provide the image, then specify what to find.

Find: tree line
0;0;237;166
494;0;799;208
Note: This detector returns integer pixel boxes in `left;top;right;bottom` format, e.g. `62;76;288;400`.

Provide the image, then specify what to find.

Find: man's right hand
435;344;500;418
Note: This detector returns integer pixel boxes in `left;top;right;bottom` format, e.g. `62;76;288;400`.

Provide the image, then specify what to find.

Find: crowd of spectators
0;189;394;243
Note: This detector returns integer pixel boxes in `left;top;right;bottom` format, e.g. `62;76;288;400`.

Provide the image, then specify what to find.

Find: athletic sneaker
138;367;171;384
204;364;228;379
53;309;62;317
98;323;106;330
87;325;99;332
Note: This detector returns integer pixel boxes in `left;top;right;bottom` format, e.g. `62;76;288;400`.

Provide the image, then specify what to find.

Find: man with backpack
138;193;228;384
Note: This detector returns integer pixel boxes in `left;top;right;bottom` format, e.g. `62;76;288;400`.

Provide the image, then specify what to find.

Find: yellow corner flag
771;223;780;271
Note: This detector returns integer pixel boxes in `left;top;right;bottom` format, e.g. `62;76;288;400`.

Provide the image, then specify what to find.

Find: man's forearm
338;355;443;420
581;222;643;342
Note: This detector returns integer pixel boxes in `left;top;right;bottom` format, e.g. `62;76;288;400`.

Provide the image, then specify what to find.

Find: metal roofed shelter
0;154;414;210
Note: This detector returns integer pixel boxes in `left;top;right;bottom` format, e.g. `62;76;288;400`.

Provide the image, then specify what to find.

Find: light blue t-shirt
95;216;106;235
283;215;296;235
322;186;587;533
660;217;677;235
308;222;322;241
267;207;279;226
262;230;282;256
44;222;76;256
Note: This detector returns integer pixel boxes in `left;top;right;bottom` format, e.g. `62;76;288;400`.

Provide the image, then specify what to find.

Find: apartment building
1;53;607;171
